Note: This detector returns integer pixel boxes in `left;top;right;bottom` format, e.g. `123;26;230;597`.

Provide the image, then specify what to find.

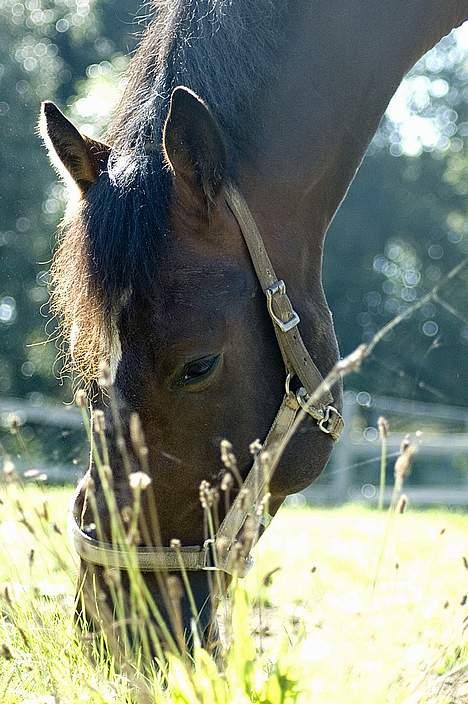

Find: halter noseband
71;184;344;576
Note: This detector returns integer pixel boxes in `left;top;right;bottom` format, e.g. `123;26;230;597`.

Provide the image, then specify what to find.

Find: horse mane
50;0;287;383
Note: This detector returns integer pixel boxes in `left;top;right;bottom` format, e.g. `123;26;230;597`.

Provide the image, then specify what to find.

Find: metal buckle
285;372;294;396
266;280;300;333
203;538;254;575
202;538;218;571
318;406;340;435
295;388;342;436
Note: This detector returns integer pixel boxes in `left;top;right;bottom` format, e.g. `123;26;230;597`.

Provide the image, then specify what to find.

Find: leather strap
71;514;254;574
72;518;210;570
224;184;334;412
215;393;298;572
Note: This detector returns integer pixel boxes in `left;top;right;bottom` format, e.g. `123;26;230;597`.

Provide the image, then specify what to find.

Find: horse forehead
125;264;251;345
148;250;252;300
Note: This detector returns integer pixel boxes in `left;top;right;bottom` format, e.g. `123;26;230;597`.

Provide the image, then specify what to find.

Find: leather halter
71;184;344;575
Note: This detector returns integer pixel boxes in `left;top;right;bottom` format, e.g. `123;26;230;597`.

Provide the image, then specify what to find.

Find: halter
71;184;344;575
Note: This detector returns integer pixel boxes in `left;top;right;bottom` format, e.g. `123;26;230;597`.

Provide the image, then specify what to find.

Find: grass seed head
259;451;272;484
397;494;408;514
220;472;234;492
42;500;49;522
378;416;389;439
98;360;112;388
1;644;13;660
256;492;271;517
93;409;106;433
220;439;238;471
129;413;146;454
400;434;411;455
101;464;113;485
239;515;257;556
167;575;184;602
199;479;215;508
121;506;133;524
3;586;12;606
103;568;121;588
394;436;416;483
220;439;232;459
128;528;141;545
84;474;95;493
229;541;243;566
3;458;16;480
262;566;281;587
116;436;127;453
129;471;151;492
239;488;250;512
74;389;88;408
216;536;230;558
8;414;20;435
335;343;367;374
249;439;262;456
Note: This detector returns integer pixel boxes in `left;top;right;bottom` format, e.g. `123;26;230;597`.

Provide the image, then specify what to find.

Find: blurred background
0;3;467;503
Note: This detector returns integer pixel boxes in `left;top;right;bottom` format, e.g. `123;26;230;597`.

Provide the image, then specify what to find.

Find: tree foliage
1;7;467;411
0;0;136;400
326;27;468;405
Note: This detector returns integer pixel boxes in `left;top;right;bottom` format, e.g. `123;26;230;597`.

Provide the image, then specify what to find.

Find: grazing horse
41;0;467;645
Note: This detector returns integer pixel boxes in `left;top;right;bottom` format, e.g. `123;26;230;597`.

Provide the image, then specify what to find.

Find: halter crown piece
71;184;344;576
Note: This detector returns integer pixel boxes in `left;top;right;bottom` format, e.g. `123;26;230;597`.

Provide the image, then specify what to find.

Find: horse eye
178;354;221;387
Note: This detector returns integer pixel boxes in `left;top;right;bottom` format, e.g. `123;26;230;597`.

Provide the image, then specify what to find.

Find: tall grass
0;429;467;702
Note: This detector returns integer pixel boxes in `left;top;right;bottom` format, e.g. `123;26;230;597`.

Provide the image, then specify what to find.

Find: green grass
0;484;467;703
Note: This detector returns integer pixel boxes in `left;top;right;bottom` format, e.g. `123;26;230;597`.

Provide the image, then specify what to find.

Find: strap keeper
266;280;300;333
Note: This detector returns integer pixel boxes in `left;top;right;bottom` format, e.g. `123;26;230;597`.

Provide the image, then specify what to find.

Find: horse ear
163;86;226;204
40;102;110;194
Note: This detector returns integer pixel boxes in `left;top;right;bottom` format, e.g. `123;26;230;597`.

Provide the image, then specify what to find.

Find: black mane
83;0;287;312
109;0;287;164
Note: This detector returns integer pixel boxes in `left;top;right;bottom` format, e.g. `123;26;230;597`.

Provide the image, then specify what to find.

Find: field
0;484;467;703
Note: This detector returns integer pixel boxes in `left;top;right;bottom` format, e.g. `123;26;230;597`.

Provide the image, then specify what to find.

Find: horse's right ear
39;102;110;194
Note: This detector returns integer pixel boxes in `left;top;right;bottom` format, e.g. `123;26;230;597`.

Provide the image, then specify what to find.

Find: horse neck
238;0;466;294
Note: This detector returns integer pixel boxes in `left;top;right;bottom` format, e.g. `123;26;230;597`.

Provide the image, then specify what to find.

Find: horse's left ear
163;86;226;204
40;101;110;194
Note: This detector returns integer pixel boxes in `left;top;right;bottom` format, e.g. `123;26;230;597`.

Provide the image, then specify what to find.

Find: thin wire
323;450;401;477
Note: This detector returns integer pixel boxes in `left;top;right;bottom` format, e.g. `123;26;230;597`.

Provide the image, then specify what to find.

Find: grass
0;484;466;703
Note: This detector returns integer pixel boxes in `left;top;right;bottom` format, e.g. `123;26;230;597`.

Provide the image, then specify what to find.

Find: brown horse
40;0;467;644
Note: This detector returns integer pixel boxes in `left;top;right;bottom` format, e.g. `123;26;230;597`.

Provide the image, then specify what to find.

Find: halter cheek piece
71;184;344;576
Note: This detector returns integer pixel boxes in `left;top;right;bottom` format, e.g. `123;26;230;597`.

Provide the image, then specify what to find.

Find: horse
40;0;467;649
